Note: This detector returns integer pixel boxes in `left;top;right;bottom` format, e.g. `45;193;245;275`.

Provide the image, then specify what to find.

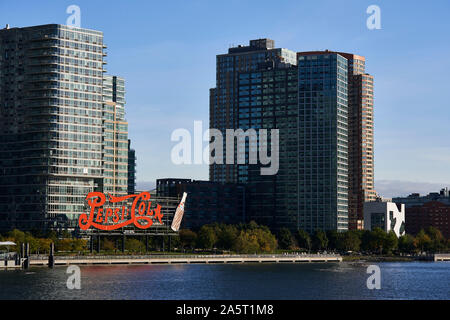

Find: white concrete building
364;201;406;237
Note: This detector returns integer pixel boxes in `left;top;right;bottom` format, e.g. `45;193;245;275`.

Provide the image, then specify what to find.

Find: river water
0;262;448;299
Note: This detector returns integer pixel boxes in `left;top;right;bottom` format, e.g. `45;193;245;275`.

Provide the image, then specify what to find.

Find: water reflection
0;262;448;300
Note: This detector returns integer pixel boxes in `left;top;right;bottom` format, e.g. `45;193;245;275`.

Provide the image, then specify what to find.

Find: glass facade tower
0;24;130;231
209;39;297;183
209;40;376;233
236;63;299;229
297;52;349;232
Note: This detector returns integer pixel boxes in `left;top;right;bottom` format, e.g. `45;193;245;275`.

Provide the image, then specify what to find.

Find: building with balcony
0;24;129;231
102;75;128;197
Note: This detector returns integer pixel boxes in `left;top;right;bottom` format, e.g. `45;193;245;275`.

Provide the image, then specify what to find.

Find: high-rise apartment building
209;39;297;183
236;63;299;229
342;53;376;230
210;40;375;233
102;75;128;197
296;51;375;232
0;24;130;231
296;52;349;232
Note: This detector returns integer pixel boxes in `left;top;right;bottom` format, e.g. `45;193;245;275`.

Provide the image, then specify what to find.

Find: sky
1;0;449;197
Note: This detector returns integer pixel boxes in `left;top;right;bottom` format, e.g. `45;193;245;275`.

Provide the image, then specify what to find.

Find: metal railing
29;253;341;260
0;253;18;261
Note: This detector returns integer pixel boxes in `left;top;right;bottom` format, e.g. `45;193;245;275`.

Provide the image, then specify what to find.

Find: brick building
406;201;450;239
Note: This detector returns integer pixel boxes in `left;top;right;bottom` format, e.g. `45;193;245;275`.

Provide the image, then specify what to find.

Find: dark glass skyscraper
297;52;349;232
236;63;299;229
210;40;374;233
209;39;297;183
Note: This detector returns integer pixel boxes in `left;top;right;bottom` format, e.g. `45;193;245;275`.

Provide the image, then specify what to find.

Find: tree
7;229;26;242
384;231;398;254
197;226;217;250
326;230;340;251
216;224;238;250
102;239;116;252
46;231;58;243
247;221;260;230
360;230;372;252
254;228;278;253
339;231;361;252
55;238;73;252
312;230;328;252
414;229;432;253
72;239;88;253
398;234;415;254
296;230;311;252
60;230;72;239
6;229;26;251
125;238;145;253
36;238;52;254
425;227;446;253
232;227;277;254
234;230;259;254
277;228;295;250
369;228;387;254
25;234;39;254
179;229;197;251
170;235;181;250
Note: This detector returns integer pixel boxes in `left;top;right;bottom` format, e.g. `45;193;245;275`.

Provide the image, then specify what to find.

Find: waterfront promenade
28;253;342;266
433;254;450;261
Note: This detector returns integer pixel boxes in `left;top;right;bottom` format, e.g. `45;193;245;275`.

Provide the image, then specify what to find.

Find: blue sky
1;0;449;197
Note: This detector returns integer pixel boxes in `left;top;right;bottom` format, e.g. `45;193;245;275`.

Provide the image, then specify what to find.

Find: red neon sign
78;191;163;231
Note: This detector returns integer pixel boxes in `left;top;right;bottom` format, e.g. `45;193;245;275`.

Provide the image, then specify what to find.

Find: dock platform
29;254;342;266
434;254;450;261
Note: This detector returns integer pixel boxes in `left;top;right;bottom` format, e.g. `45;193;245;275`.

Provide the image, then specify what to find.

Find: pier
433;254;450;261
414;253;450;261
29;253;342;266
0;242;24;269
1;258;22;269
